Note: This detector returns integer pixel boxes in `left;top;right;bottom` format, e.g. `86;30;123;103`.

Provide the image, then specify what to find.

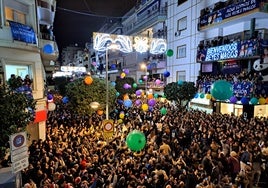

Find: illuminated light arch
133;36;149;53
150;38;167;54
93;32;167;54
93;33;132;53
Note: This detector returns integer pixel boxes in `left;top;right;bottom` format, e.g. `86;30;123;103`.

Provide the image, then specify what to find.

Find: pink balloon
155;79;161;85
143;76;147;81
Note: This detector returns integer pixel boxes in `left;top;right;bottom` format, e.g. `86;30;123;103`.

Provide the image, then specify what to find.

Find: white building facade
167;0;268;84
0;0;59;143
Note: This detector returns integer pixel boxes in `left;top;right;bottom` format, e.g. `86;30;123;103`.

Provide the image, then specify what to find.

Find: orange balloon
266;97;268;104
84;76;93;85
97;109;103;115
147;93;153;99
123;94;129;100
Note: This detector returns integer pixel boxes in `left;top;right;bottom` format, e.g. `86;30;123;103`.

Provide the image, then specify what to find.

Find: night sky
53;0;137;53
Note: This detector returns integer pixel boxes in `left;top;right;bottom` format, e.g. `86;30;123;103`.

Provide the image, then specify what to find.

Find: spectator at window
24;74;32;87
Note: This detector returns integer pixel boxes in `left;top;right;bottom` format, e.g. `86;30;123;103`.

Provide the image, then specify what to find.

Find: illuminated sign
205;43;238;61
60;66;86;72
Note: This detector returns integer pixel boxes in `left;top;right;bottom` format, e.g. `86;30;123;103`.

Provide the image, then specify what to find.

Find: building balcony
39;38;59;61
123;8;167;35
198;0;268;31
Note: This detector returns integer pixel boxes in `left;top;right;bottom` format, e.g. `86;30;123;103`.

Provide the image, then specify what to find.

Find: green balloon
166;49;174;57
200;93;205;98
211;80;233;101
133;83;137;88
160;107;167;115
126;130;146;151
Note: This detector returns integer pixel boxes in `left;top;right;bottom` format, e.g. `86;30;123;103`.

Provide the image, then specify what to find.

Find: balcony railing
123;8;167;35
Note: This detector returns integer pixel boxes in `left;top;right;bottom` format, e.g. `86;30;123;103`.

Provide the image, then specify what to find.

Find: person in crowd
24;74;32;87
16;90;268;188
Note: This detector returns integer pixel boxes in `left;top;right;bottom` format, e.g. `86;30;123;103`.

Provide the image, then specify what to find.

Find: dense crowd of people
20;95;268;188
196;71;267;98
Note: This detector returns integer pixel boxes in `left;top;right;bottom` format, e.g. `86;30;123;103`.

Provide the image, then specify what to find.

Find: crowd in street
20;96;268;188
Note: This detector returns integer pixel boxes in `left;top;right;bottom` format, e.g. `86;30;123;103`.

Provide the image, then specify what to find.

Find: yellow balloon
118;119;123;124
259;97;266;105
121;73;126;78
119;113;125;119
206;94;212;99
142;104;149;111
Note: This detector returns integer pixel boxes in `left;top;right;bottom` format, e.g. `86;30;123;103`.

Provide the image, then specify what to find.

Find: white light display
93;32;167;54
150;38;167;54
93;32;132;53
133;36;149;53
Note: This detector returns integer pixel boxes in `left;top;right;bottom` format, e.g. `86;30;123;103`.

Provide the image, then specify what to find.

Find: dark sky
53;0;137;52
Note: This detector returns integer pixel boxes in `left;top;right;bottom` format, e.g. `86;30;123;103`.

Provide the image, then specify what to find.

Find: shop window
177;45;186;58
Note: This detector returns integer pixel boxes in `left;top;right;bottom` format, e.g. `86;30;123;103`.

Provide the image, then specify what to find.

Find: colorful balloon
163;71;170;78
250;97;258;105
48;102;56;111
259;97;266;105
166;49;174;57
84;76;93;85
229;96;238;104
47;94;53;100
155;79;161;85
211;80;233;101
148;99;156;107
121;72;126;78
160;107;167;115
126;130;146;151
142;104;149;111
124;99;132;108
147;93;153;99
241;97;249;105
133;83;137;88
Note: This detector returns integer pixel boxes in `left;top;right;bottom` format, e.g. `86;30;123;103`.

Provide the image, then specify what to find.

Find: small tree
164;81;197;106
65;77;117;116
0;85;36;161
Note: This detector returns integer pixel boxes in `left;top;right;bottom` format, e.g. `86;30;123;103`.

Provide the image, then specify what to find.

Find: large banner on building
200;80;254;98
199;0;261;28
197;39;259;62
9;21;37;44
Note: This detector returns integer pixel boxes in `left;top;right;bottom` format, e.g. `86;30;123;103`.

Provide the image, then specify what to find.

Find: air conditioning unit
175;30;181;37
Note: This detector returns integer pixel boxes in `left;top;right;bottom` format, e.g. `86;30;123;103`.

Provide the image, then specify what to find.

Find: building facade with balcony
168;0;268;117
0;0;59;147
93;0;168;94
167;0;268;84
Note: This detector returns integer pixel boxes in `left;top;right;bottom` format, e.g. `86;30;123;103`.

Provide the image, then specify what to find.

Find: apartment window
177;45;186;58
177;16;187;31
5;64;34;89
4;0;29;25
176;71;186;81
178;0;187;6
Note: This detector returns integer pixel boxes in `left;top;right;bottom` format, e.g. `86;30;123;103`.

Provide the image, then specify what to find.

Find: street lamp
105;43;119;120
140;63;148;96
